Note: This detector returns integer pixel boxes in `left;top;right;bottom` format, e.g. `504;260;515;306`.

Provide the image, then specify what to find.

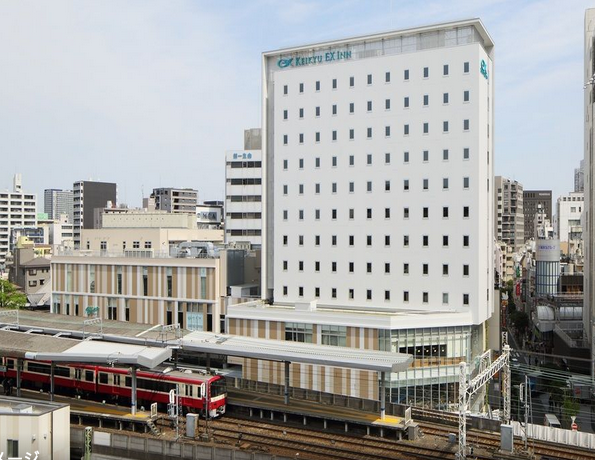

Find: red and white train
0;356;226;417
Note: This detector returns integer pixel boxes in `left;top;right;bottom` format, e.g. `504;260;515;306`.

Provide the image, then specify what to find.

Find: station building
230;19;496;407
0;397;70;459
51;252;226;333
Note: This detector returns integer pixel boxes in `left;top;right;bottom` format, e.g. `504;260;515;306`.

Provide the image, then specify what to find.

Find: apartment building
494;176;524;251
524;190;552;241
73;180;117;249
151;188;198;214
44;189;73;222
556;192;583;259
0;175;37;265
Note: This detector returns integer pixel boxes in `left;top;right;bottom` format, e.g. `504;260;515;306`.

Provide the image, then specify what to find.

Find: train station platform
0;308;412;421
11;388;157;433
227;388;414;438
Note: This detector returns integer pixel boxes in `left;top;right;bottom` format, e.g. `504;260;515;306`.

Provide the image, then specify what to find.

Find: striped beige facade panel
344;368;350;396
360;370;369;399
231;318;386;400
249;358;258;381
106;265;113;294
172;267;179;298
268;321;279;340
291;363;300;388
370;329;379;351
333;367;342;395
51;256;222;332
186;267;193;299
71;265;78;294
347;326;356;348
228;318;238;335
147;266;156;297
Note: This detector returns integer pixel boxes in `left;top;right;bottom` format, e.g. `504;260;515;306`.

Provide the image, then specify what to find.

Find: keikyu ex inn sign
277;50;352;69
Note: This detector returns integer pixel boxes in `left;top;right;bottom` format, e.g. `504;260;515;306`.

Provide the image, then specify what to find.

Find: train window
55;366;70;378
185;385;193;397
75;369;82;380
7;359;14;369
125;377;131;387
85;370;94;382
137;378;175;393
28;362;51;375
99;373;108;384
210;379;226;398
114;375;121;386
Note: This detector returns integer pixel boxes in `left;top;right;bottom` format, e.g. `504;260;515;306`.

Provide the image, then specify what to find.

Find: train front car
207;374;226;417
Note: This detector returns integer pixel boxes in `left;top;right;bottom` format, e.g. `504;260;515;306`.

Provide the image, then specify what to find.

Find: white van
544;413;561;428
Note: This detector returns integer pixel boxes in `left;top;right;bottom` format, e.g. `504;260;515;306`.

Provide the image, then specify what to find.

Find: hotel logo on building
278;50;352;69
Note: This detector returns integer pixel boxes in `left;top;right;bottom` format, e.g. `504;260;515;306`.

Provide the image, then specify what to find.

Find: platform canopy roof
0;309;411;373
0;330;171;369
182;331;412;373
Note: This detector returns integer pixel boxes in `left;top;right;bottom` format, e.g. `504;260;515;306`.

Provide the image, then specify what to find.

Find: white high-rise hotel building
263;19;493;318
228;19;494;406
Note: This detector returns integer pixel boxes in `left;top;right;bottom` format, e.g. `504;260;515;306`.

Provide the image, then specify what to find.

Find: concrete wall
71;427;293;460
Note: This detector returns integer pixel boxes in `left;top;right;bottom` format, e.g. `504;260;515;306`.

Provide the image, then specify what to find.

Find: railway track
420;420;595;460
211;416;495;460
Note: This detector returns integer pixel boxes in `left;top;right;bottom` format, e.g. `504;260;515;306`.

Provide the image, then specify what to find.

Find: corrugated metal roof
182;332;411;373
0;329;171;369
0;330;76;356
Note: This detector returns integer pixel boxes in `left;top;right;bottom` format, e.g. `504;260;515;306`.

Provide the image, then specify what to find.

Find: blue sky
0;0;590;208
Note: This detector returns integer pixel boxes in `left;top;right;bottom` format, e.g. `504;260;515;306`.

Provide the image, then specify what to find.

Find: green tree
0;279;27;309
562;395;580;426
510;311;529;335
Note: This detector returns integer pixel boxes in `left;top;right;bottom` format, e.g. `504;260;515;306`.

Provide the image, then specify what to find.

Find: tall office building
0;174;37;265
227;20;495;406
494;176;524;251
584;8;595;378
555;192;583;258
44;189;74;222
73;180;117;249
225;128;263;247
151;188;198;214
575;159;585;193
523;190;552;241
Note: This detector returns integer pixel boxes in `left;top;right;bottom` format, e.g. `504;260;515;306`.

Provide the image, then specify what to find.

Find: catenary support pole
131;367;137;415
503;344;511;424
380;371;386;420
50;361;55;402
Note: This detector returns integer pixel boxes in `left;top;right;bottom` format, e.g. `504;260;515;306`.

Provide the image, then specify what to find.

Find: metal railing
554;322;588;348
53;248;219;259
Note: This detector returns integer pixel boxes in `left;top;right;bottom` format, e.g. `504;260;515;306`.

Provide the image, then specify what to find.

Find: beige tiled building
227;302;483;405
52;253;226;332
